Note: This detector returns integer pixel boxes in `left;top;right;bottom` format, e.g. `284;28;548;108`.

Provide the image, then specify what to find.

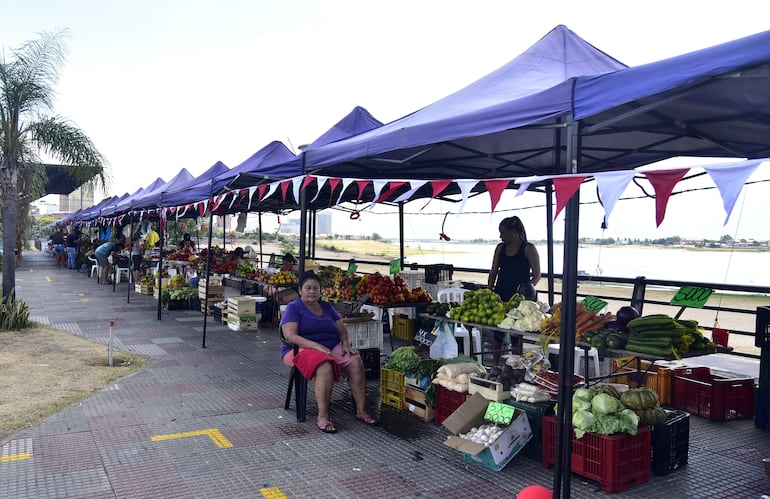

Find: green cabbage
573;388;593;402
572;410;595;439
591;393;622;415
573;398;591;412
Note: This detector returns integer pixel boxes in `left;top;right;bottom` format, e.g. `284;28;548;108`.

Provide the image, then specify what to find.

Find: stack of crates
652;409;690;475
434;385;469;425
671;367;754;421
612;356;678;405
392;314;416;342
397;270;424;291
380;367;404;410
199;277;225;315
542;415;652;493
756;306;770;430
226;296;263;331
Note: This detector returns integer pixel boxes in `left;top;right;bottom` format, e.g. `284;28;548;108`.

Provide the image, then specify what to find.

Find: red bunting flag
553;176;587;220
301;175;315;191
355;180;369;201
280;180;291;201
327;178;341;206
484;179;510;212
430;179;452;198
375;181;406;203
644;169;689;226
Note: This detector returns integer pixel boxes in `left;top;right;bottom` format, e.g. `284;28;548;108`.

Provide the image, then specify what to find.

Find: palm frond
8;29;69;113
28;116;108;188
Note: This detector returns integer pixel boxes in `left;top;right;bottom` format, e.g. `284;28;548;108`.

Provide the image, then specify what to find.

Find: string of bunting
67;158;766;229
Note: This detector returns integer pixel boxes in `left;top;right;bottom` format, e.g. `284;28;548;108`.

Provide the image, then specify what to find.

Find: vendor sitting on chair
280;271;377;433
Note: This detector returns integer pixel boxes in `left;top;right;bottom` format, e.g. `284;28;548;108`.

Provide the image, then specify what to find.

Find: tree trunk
1;165;19;300
16;198;30;255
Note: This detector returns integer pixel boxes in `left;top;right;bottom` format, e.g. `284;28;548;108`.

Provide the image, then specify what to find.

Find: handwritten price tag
389;258;401;275
670;286;713;308
484;401;514;425
581;296;608;313
346;262;358;276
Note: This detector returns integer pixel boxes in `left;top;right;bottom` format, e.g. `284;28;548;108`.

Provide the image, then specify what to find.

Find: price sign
484;401;515;425
389;258;401;275
670;286;713;308
346;262;358;276
581;296;608;313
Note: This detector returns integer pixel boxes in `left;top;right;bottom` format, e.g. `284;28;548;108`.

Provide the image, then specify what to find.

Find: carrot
575;309;596;330
576;302;585;315
583;316;605;333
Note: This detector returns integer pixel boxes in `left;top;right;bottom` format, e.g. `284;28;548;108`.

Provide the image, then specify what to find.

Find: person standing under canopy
488;216;541;363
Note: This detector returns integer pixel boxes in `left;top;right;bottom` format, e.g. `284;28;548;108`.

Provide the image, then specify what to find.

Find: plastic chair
455;325;483;363
281;326;308;422
115;266;131;284
88;256;100;280
546;343;601;380
436;287;466;304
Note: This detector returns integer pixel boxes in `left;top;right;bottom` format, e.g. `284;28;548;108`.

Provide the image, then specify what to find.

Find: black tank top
493;243;531;301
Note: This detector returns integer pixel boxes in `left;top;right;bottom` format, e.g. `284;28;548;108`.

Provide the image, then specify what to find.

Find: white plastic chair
88;256;100;279
436;287;466;304
115;266;131;284
546;343;601;379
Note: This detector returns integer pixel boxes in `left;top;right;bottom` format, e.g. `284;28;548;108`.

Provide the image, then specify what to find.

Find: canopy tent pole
258;212;264;268
398;202;405;268
298;188;308;276
157;216;165;320
201;209;215;348
127;216;134;304
553;118;581;499
545;183;555;306
310;210;316;259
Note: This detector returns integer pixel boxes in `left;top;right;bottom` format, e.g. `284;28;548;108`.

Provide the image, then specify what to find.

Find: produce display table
419;313;533;362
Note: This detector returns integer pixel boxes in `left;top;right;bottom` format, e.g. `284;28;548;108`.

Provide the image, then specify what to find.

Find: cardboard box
442;392;532;472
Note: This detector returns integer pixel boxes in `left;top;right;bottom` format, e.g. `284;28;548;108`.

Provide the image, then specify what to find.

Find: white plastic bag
430;321;459;359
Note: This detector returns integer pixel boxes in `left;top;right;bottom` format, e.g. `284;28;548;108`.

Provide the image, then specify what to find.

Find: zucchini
637;328;685;338
624;342;674;356
626;337;673;347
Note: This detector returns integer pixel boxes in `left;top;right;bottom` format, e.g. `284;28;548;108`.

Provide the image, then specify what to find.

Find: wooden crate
467;375;511;401
402;384;435;422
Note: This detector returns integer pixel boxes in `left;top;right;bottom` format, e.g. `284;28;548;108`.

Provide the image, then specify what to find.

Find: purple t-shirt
280;299;341;358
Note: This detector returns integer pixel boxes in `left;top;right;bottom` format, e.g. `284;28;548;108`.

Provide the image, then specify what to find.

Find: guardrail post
630;276;647;314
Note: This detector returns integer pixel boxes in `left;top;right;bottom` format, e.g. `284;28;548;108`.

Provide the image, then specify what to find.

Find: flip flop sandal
317;421;337;434
356;414;377;425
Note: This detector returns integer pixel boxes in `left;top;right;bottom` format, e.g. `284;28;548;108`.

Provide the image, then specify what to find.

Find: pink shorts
282;343;360;372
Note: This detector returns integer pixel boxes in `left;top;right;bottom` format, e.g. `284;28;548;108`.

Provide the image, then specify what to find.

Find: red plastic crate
434;385;468;425
542;416;651;493
671;367;755;421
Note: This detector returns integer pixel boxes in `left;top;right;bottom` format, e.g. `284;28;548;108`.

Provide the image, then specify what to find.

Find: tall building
316;212;332;235
60;184;95;213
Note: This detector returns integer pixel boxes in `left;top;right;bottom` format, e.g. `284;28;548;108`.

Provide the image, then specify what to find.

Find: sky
3;0;770;241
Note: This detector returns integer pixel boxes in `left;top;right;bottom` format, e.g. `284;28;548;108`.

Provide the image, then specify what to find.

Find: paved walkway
1;252;769;498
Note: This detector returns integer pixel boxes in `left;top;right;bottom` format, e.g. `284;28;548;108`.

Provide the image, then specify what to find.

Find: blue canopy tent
129;168;195;210
110;177;168;216
157;160;230;209
298;25;770;497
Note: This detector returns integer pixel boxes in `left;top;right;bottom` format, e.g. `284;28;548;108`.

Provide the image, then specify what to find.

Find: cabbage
591;393;621;415
573;388;593;402
617;409;639;435
573;398;591;412
572;410;594;438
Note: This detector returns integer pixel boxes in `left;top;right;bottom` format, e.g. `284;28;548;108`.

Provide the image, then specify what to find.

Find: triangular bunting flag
393;180;427;203
310;176;329;203
595;171;636;228
553;176;587;220
291;176;304;204
375;181;407;203
355;180;369;201
430;179;452;198
456;179;479;214
280;180;291;202
644;169;689;226
484;179;510;213
702;159;763;224
336;178;355;205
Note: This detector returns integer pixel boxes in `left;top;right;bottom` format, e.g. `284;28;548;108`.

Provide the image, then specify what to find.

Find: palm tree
0;29;107;298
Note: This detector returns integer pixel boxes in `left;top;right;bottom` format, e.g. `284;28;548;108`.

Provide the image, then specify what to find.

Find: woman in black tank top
487;216;541;363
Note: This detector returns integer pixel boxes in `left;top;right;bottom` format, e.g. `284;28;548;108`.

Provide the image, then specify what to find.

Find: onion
616;306;640;326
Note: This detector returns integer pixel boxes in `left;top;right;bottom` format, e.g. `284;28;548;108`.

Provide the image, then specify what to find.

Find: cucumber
627;337;673;347
637;328;685;338
624;342;674;356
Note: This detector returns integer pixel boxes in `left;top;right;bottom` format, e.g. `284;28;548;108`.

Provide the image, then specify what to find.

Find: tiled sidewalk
1;252;769;498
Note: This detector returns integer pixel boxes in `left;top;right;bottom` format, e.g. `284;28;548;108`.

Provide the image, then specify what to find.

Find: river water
401;241;770;288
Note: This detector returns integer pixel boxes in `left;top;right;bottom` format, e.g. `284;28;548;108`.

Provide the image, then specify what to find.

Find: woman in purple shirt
281;271;376;433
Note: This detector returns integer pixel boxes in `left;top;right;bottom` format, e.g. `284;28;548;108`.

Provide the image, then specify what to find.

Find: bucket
712;327;729;347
